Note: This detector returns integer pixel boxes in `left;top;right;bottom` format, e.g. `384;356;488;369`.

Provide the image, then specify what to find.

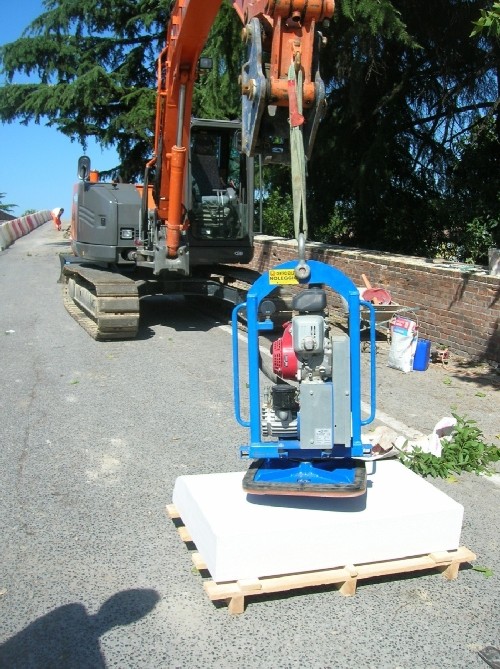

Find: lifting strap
288;60;308;243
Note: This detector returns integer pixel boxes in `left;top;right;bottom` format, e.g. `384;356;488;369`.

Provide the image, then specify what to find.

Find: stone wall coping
254;235;498;284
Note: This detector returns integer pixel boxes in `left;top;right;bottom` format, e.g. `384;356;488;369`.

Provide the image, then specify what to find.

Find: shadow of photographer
0;588;160;668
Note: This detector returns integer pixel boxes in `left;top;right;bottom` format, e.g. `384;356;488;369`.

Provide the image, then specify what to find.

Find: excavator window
191;133;224;195
189;124;249;242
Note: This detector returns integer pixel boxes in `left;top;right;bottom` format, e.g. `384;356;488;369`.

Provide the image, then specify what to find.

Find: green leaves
470;2;500;37
339;0;414;44
400;414;500;479
472;565;494;578
192;1;243;119
0;192;17;213
261;189;294;239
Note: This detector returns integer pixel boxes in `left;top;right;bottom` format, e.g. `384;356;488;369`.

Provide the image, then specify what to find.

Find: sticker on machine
314;428;332;446
269;269;299;285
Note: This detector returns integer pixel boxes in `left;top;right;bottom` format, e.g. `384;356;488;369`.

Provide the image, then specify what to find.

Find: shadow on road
0;588;160;668
136;294;231;340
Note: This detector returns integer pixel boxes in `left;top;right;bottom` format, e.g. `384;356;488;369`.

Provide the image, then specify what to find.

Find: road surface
1;223;498;668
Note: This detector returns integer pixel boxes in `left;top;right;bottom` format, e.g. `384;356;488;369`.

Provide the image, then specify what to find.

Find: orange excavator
61;1;334;339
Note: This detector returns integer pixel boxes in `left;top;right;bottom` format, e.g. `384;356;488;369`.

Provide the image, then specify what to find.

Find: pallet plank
192;552;207;571
178;526;192;543
166;504;180;519
228;595;245;615
167;503;475;614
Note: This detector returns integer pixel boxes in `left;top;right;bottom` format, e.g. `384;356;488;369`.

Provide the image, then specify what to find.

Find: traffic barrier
33;210;51;228
0;210;51;251
12;219;23;238
19;218;31;236
0;224;11;250
5;222;17;242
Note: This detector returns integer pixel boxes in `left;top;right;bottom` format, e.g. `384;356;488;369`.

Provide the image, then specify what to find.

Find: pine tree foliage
0;0;171;180
0;0;245;180
192;2;244;119
308;0;499;256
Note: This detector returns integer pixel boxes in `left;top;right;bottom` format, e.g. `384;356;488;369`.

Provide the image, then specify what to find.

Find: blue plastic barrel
413;339;431;371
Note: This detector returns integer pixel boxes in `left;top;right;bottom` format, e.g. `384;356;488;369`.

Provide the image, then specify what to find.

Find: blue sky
0;1;118;216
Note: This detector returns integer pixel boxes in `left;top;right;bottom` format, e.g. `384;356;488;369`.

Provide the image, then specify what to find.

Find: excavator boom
153;0;334;258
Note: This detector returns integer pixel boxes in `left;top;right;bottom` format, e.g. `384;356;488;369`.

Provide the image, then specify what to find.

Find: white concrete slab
172;460;464;582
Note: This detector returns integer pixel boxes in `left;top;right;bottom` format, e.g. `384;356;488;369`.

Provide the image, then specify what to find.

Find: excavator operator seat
190;131;240;240
191;153;223;196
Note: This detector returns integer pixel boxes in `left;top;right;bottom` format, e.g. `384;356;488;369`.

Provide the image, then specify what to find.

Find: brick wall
245;236;500;364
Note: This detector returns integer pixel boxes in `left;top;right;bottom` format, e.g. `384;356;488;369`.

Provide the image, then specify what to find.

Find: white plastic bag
387;314;418;373
395;416;457;457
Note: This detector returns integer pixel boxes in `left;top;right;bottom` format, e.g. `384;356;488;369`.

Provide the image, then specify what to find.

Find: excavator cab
187;119;254;267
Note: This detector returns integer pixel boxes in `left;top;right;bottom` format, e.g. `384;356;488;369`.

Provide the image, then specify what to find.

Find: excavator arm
150;0;334;258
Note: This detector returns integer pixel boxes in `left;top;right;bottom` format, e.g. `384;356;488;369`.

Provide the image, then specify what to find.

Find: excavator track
60;263;292;341
62;265;140;340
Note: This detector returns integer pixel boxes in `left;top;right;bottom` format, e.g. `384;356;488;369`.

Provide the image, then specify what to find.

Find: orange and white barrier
0;210;52;251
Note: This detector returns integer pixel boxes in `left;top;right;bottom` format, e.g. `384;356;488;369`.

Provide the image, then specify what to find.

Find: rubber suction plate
243;459;367;498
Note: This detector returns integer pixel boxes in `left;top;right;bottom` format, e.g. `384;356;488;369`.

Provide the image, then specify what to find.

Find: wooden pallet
166;504;476;615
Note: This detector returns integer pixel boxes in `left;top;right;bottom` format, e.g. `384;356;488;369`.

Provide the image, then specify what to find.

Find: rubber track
62;265;140;341
61;264;288;341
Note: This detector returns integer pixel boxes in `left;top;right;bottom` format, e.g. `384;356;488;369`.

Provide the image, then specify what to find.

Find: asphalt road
1;222;499;668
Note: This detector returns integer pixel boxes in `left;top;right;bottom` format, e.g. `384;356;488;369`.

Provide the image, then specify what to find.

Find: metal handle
232;303;251;428
360;300;377;426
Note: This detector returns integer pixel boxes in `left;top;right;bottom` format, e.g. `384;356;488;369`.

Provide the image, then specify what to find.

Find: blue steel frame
232;259;377;461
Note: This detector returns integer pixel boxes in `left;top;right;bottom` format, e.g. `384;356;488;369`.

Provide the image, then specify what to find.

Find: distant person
51;207;64;231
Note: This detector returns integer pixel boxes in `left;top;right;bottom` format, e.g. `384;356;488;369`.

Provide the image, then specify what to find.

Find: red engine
272;322;298;380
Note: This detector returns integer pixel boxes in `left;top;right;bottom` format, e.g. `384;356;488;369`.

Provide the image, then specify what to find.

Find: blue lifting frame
232;259;377;466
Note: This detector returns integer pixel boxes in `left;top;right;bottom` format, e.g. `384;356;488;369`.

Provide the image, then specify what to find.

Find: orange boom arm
150;0;334;258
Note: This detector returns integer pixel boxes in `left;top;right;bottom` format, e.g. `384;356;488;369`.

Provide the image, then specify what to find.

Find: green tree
192;2;244;119
1;0;498;260
308;0;499;257
1;0;172;181
471;1;500;38
261;188;294;239
0;1;243;181
446;116;500;259
0;192;17;213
